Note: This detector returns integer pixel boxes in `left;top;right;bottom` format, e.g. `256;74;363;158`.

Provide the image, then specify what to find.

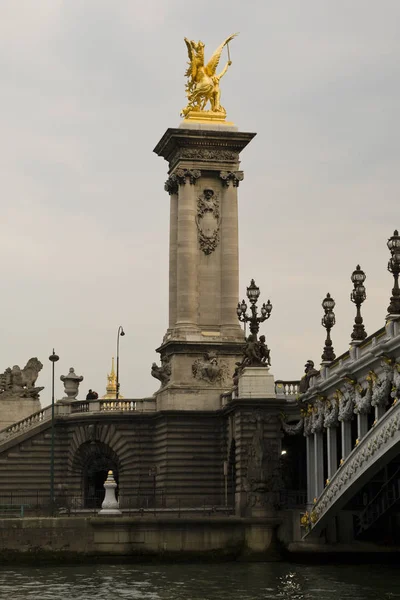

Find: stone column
220;171;243;336
375;404;386;421
314;431;324;498
165;178;179;329
306;435;315;506
357;413;368;440
326;426;337;480
341;420;352;460
176;169;201;330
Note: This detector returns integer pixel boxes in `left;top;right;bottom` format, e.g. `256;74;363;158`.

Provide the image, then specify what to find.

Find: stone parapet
238;367;276;399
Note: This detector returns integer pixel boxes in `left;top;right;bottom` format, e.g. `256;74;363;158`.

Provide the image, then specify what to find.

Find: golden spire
101;357;123;399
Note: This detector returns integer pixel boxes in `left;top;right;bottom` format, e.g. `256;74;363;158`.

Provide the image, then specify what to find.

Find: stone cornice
153;128;256;171
156;339;244;356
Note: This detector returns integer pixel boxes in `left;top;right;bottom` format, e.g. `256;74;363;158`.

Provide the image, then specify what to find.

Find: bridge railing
0;397;156;443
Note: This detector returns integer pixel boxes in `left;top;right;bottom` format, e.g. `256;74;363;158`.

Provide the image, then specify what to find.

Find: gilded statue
181;33;237;119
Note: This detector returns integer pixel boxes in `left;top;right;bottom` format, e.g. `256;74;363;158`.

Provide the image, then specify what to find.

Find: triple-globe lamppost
236;279;272;336
387;229;400;318
350;265;367;342
321;293;336;363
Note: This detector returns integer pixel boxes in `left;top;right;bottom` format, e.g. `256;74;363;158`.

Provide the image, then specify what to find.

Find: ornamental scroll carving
219;170;244;187
164;168;201;195
170;147;238;163
195;188;221;255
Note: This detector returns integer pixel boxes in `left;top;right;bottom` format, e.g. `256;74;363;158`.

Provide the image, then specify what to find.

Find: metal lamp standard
116;326;125;401
49;349;59;515
387;230;400;318
236;279;272;336
350;265;367;341
321;293;336;363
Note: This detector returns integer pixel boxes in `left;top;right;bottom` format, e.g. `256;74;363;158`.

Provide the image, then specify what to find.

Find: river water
0;563;399;599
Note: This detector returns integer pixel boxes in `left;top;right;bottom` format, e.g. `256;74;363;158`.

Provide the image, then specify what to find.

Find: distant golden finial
101;357;123;399
181;33;238;123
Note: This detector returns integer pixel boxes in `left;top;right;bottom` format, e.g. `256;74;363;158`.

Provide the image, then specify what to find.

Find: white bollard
98;470;122;516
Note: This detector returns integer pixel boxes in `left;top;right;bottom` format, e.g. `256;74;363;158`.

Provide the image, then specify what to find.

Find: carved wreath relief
196;188;221;255
192;352;228;384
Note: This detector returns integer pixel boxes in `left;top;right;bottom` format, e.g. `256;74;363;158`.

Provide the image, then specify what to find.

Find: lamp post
387;230;400;318
236;279;272;337
116;326;125;400
350;265;367;342
49;349;59;515
321;293;336;363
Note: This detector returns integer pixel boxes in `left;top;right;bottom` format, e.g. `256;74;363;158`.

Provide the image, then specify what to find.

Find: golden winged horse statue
181;33;238;119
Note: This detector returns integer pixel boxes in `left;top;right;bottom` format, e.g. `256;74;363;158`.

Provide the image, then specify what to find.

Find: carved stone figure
60;368;84;401
182;34;237;118
338;381;355;422
311;397;325;434
391;363;400;404
196;188;221;255
237;334;271;371
192;351;227;384
299;360;319;394
151;356;171;389
353;380;370;415
245;414;281;510
323;396;339;428
0;358;43;399
371;358;394;409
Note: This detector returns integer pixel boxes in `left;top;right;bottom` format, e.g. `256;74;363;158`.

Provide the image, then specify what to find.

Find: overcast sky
1;0;399;403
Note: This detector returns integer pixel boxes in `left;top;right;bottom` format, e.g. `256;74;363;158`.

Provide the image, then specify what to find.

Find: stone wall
0;516;281;561
0;398;41;430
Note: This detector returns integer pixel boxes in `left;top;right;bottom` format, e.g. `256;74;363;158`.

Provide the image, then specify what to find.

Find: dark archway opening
84;454;119;508
72;441;120;509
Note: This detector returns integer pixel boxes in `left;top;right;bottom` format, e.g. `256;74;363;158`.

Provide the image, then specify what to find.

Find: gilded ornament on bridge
196;189;221;255
181;33;237;122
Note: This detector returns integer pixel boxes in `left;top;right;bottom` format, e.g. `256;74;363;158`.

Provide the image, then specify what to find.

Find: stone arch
72;440;120;508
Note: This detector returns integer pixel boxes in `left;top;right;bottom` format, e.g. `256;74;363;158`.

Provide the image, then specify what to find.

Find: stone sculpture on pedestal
0;358;43;399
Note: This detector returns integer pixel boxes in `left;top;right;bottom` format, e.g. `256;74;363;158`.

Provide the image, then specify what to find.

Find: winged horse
181;33;237;117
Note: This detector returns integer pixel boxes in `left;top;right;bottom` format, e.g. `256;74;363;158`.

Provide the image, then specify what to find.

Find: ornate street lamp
321;293;336;363
387;230;400;318
350;265;367;341
49;348;59;515
236;279;272;336
116;326;125;401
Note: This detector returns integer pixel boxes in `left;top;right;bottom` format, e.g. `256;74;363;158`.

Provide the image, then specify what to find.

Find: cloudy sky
1;0;399;403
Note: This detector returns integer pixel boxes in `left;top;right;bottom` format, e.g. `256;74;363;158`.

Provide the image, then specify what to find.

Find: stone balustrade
275;380;300;396
0;397;156;443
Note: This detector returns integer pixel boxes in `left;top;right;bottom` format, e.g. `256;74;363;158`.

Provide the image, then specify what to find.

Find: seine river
0;563;399;599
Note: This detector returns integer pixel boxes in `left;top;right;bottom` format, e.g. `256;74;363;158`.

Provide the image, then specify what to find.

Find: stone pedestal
98;471;122;516
153;124;255;410
238;367;276;399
